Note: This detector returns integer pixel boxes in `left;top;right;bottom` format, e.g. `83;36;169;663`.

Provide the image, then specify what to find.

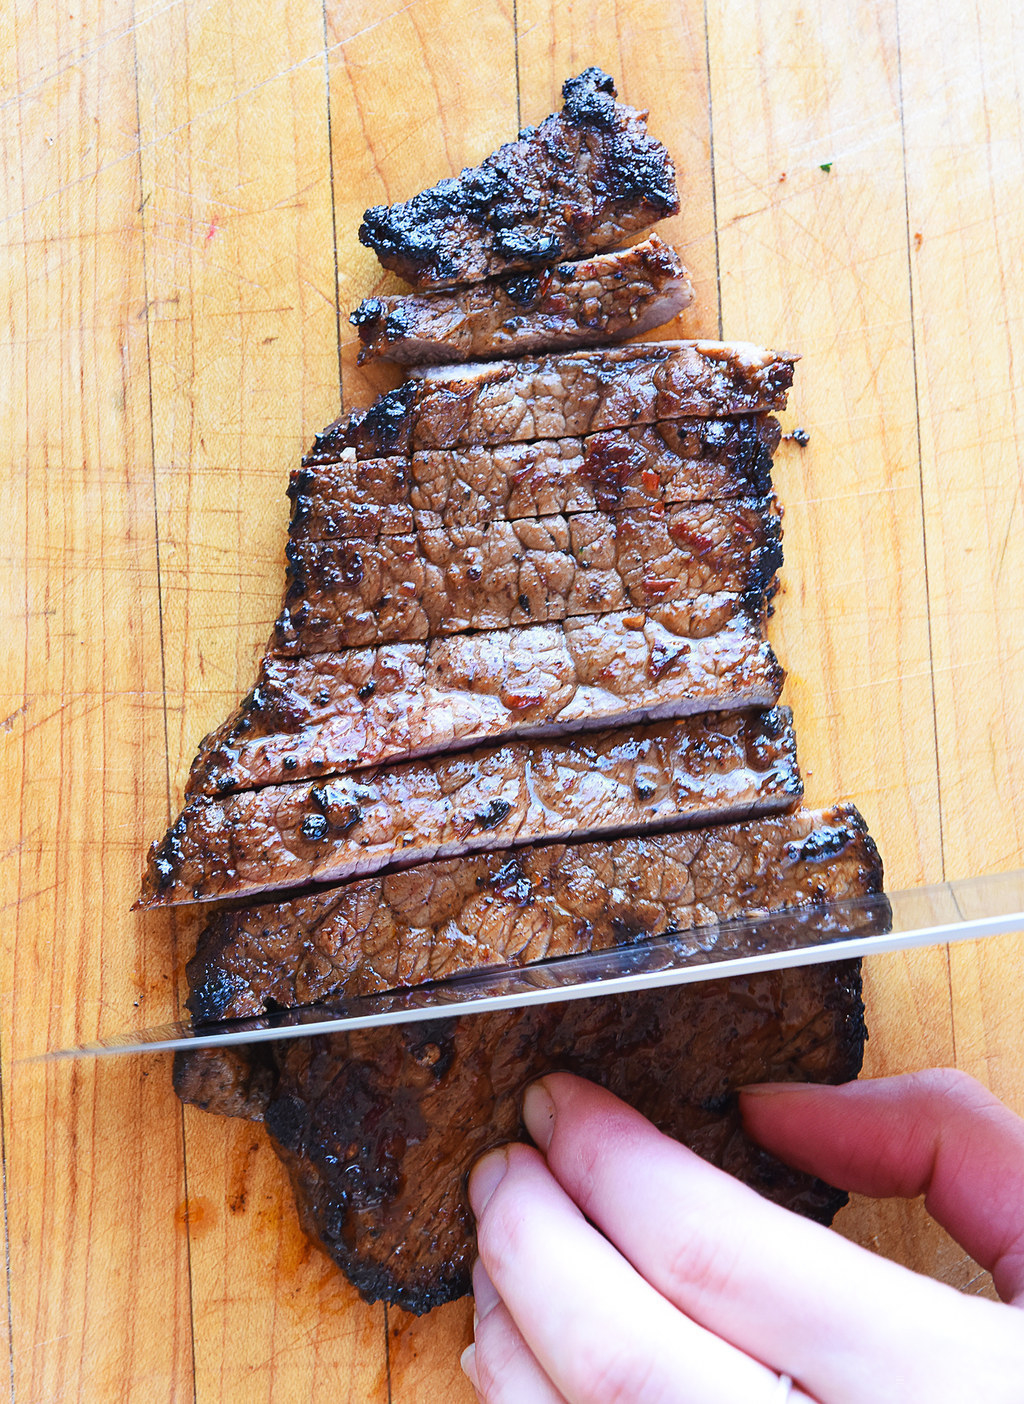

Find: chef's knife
37;868;1024;1060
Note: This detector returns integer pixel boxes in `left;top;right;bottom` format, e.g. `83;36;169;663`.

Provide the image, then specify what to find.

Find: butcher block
2;0;1023;1398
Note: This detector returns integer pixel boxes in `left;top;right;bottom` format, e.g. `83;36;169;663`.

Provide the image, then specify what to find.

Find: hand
462;1069;1024;1403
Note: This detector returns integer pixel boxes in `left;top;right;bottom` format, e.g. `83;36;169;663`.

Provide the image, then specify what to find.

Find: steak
307;342;797;460
140;708;802;908
291;415;779;537
174;962;867;1313
350;237;693;366
357;68;679;289
187;597;784;797
184;805;882;1021
273;496;782;653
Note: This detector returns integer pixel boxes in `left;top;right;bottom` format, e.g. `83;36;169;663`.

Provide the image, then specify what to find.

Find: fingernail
739;1081;814;1097
460;1343;479;1387
469;1147;509;1216
522;1078;556;1151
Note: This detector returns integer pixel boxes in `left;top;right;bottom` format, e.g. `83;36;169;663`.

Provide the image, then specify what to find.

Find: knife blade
36;867;1024;1060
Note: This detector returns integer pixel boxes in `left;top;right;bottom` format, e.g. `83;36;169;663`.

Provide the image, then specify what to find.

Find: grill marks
184;805;882;1022
350;237;694;366
140;708;802;908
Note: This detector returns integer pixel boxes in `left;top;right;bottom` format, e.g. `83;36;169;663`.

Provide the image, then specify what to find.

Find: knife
37;867;1024;1060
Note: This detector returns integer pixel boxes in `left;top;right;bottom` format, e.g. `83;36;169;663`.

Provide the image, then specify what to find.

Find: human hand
462;1069;1024;1402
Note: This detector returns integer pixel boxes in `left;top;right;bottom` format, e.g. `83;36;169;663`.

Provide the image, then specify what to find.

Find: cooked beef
351;237;693;366
357;69;679;289
175;962;867;1313
273;496;782;654
187;597;784;797
140;708;802;909
291;415;778;538
307;342;796;460
185;805;881;1021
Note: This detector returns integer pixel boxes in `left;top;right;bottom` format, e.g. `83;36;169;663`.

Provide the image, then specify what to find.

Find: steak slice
308;342;796;460
357;68;679;289
273;497;782;654
187;597;784;797
175;962;867;1313
139;708;802;908
350;237;693;366
185;805;882;1021
291;415;779;537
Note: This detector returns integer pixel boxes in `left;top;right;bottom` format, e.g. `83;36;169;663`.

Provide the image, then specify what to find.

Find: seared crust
291;415;779;536
184;805;883;1021
308;342;796;459
224;963;866;1313
140;709;802;908
351;237;693;365
358;69;679;289
273;497;782;653
187;597;784;797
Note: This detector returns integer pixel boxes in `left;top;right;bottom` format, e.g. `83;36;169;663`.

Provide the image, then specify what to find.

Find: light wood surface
2;0;1022;1397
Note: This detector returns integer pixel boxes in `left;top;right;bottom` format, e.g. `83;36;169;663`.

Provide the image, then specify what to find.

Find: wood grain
0;0;193;1396
2;0;1022;1397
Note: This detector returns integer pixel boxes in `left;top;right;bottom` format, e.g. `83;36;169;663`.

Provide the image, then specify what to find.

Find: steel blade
34;868;1024;1060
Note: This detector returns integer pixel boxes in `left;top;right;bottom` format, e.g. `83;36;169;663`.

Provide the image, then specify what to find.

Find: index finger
739;1068;1024;1304
524;1072;1024;1404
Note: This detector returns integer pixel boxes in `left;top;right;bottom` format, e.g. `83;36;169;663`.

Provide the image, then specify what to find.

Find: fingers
739;1069;1024;1305
522;1073;1024;1404
469;1141;801;1404
463;1261;570;1404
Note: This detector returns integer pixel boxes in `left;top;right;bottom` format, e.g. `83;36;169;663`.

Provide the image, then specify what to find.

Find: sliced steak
306;342;796;460
358;68;679;289
187;597;784;797
175;962;867;1313
140;708;802;909
185;805;882;1021
351;237;693;365
273;496;782;653
291;415;779;538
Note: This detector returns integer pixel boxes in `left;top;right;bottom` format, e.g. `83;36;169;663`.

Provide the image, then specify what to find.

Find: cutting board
2;0;1023;1398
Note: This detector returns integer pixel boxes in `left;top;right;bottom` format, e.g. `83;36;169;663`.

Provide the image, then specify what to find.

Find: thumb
740;1069;1024;1305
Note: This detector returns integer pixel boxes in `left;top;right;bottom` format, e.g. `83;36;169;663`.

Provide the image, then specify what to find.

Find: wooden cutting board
2;0;1022;1397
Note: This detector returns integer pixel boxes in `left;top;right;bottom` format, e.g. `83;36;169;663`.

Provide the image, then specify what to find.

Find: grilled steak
308;342;796;460
174;962;867;1313
185;805;881;1021
273;496;782;654
351;237;693;366
140;708;802;908
358;69;679;289
291;415;779;538
187;597;784;797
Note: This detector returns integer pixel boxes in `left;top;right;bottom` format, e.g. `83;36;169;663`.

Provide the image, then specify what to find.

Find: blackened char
174;963;867;1313
357;69;679;289
272;496;782;653
186;597;784;797
185;805;882;1021
293;416;779;536
351;237;693;365
307;342;796;459
139;708;802;908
